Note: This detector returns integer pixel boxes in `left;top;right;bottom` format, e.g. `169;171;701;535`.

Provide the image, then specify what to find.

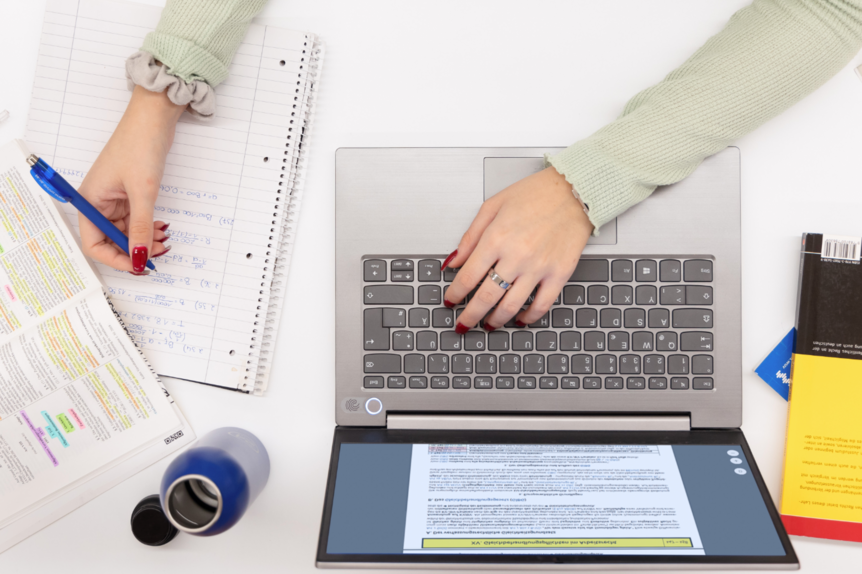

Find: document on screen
402;444;705;555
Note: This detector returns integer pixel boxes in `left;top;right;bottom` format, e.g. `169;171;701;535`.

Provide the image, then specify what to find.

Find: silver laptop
317;148;798;569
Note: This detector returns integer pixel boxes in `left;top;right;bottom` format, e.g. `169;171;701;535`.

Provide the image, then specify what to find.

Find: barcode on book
821;235;862;261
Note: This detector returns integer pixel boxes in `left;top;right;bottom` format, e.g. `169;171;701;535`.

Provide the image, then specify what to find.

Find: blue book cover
754;328;796;401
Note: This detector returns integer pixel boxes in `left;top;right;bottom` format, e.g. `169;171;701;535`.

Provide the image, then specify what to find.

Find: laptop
318;147;799;569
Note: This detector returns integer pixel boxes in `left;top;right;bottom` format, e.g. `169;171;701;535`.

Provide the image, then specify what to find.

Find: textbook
781;232;862;542
0;140;193;553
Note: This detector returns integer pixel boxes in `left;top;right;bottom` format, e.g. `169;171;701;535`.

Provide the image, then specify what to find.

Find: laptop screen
318;429;796;567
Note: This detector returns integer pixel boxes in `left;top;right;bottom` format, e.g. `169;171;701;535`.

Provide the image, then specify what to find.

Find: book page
26;0;309;390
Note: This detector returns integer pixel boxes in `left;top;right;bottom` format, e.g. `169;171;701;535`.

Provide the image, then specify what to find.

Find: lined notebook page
26;0;314;392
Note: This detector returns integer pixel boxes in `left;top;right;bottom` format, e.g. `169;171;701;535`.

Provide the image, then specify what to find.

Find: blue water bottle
160;427;270;536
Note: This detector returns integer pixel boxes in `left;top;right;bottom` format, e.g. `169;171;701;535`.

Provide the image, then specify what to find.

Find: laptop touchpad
484;157;616;245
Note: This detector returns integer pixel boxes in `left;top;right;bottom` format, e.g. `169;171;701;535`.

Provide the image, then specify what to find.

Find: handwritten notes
26;0;312;391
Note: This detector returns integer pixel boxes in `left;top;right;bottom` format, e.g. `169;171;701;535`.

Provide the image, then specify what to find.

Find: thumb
127;187;156;275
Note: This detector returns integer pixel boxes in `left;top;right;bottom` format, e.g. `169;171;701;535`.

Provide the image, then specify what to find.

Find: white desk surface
2;0;862;572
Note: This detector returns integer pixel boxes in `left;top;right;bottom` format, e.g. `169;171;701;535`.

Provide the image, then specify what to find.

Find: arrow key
418;259;442;282
364;259;386;282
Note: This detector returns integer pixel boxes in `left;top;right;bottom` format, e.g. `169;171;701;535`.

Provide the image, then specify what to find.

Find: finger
126;185;157;274
443;240;499;307
517;274;570;326
482;274;539;331
154;221;170;243
78;211;134;272
455;262;520;331
445;199;502;270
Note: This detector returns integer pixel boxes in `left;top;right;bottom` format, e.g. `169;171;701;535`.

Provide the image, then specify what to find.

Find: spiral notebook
25;0;323;394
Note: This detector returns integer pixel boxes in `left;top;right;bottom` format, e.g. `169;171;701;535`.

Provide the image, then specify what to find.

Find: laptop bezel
316;427;798;569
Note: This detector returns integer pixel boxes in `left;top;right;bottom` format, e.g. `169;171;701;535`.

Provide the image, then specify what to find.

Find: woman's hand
78;85;185;275
443;166;594;332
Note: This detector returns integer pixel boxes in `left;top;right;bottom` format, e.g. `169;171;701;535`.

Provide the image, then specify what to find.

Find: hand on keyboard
442;166;593;331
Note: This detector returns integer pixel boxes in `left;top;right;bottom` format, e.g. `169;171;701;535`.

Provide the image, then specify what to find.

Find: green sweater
142;0;862;231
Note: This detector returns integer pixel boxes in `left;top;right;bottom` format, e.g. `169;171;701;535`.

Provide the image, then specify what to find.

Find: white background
2;0;862;572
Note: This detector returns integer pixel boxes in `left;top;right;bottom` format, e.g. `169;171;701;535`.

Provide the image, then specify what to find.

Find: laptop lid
317;428;797;569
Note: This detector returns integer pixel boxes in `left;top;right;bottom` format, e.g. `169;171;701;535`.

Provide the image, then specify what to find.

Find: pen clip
30;160;70;203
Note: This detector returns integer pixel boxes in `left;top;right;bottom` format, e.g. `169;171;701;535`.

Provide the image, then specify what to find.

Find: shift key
364;285;414;305
569;259;609;282
364;354;401;373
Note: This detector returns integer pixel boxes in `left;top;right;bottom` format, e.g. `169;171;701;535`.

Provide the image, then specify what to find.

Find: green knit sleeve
141;0;268;87
548;0;862;233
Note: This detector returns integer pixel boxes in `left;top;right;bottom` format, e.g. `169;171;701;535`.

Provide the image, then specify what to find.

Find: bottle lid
131;494;179;546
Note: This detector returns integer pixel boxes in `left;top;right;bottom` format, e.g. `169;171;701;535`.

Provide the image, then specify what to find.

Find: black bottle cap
131;494;179;546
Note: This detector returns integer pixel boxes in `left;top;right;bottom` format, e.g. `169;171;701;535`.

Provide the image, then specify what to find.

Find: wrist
128;84;186;126
543;166;594;233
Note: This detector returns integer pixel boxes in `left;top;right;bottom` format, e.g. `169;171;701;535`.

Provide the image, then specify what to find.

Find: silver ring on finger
487;267;512;291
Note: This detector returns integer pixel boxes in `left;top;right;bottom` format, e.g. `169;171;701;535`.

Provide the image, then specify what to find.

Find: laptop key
681;332;713;351
364;354;400;373
636;260;657;282
636;285;657;305
643;354;665;374
391;259;413;271
660;260;681;282
693;355;714;375
624;308;646;328
601;308;622;328
464;331;485;351
365;285;413;305
656;331;678;352
440;331;461;351
409;376;428;388
596;355;616;374
364;259;386;282
416;331;437;351
418;259;441;281
409;308;430;327
684;260;713;282
605;377;624;389
649;376;668;389
383;308;407;327
540;376;559;389
648;308;670;328
582;377;601;389
584;331;605;351
627;377;646;389
633;331;653;351
576;308;597;328
518;376;537;389
529;313;550;328
453;376;471;389
612;259;633;282
512;331;534;351
427;354;449;373
671;377;690;389
393;331;414;350
499;354;520;374
571;354;593;374
488;331;510;351
561;376;580;389
387;376;406;388
552;308;574;328
673;308;713;328
524;354;545;374
432;308;454;328
548;354;568;374
364;309;389;351
619;355;640;374
588;285;609;305
536;331;557;351
418;285;442;305
496;376;515;389
612;285;633;305
668;355;689;375
569;259;609;282
452;354;472;374
660;285;686;305
608;331;629;351
686;285;713;305
364;376;384;388
560;331;581;351
474;376;493;389
693;377;714;390
431;376;450;389
404;354;425;373
476;354;497;374
392;270;413;282
563;285;585;305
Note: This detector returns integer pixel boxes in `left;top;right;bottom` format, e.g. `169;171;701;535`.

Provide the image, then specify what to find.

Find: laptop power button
365;398;383;415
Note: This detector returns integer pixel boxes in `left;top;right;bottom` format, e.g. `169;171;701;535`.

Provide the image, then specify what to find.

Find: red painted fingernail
442;249;458;270
483;323;496;332
132;245;148;273
156;236;169;243
455;322;469;335
444;299;455;309
515;320;526;328
130;270;150;276
159;223;170;232
151;245;172;258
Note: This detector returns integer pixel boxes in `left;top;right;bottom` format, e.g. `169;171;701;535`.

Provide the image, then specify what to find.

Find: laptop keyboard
362;257;715;391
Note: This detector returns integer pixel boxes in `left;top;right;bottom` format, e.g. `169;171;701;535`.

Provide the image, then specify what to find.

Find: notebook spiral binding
241;35;325;395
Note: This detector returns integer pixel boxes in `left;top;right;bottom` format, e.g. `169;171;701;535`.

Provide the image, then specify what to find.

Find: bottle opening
165;475;223;533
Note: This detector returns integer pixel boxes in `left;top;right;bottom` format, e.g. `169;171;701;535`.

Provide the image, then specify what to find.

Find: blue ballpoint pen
26;153;156;272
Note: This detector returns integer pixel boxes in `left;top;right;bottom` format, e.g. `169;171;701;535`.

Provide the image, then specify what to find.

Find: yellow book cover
781;233;862;542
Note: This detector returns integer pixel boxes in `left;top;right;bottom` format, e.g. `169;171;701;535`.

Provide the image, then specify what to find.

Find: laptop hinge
386;414;690;432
